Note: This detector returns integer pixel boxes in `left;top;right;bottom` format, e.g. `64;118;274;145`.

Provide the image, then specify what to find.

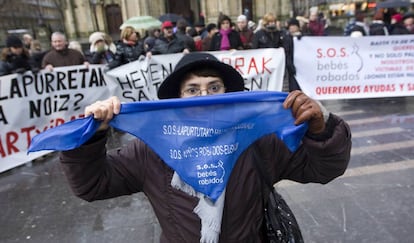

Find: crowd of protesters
1;9;413;81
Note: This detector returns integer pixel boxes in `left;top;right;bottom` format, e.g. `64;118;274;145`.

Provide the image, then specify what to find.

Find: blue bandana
29;91;308;202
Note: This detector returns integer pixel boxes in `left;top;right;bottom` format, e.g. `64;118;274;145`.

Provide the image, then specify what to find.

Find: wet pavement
1;96;414;243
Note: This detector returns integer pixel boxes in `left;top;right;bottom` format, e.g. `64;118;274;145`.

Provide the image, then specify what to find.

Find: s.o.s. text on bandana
29;91;308;202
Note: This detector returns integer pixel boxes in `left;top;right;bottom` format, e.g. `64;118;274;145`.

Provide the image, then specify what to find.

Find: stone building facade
65;0;292;43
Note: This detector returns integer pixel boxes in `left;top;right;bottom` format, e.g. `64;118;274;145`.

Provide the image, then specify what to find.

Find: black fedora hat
157;52;245;99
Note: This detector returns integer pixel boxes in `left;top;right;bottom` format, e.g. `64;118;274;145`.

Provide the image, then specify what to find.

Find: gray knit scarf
171;172;226;243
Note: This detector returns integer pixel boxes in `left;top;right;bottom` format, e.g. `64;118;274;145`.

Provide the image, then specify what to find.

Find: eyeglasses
182;84;225;97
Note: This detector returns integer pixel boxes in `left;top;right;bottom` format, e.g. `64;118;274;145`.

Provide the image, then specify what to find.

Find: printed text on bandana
163;122;254;186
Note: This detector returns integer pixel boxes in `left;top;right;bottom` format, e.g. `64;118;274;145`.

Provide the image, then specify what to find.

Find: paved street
1;96;414;243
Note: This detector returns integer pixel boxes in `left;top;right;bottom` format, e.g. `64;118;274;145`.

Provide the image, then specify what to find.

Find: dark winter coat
389;23;410;35
209;30;243;51
108;41;145;69
0;48;32;76
236;27;254;49
60;114;351;242
175;31;196;52
369;21;389;35
252;29;298;90
151;35;187;55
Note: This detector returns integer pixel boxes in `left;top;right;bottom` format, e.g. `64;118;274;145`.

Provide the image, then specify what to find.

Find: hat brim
158;59;245;99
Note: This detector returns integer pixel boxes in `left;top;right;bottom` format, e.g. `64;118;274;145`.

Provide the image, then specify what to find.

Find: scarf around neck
219;28;232;50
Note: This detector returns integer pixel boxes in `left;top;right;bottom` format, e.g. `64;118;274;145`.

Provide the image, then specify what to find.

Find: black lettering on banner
56;71;68;90
73;93;83;111
122;90;150;102
28;93;82;118
140;67;150;85
160;63;173;80
247;76;269;91
21;74;34;97
10;78;23;98
0;105;8;124
67;69;78;89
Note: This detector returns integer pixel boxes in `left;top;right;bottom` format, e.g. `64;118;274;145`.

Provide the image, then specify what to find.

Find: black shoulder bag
252;147;304;243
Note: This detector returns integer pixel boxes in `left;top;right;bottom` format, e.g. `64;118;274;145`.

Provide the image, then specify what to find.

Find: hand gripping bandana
29;91;308;202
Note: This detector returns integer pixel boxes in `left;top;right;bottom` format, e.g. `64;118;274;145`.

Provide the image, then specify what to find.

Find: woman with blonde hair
108;26;145;69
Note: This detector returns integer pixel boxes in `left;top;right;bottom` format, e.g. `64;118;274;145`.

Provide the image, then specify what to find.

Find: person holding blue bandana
59;53;352;242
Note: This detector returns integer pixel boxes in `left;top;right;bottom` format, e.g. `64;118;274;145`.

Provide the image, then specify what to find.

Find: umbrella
376;0;411;9
159;13;182;23
120;16;162;30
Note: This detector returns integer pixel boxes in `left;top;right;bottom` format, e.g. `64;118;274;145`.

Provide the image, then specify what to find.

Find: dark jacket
0;47;32;76
60;114;351;242
108;41;145;69
252;29;298;90
209;30;243;51
89;50;115;64
369;21;388;35
389;23;410;35
175;31;196;52
151;35;187;55
236;27;254;49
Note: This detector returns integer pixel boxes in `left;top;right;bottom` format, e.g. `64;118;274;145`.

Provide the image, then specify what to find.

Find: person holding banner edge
59;52;351;242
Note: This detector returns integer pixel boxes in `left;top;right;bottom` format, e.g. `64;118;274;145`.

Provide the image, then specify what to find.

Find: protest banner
294;35;414;100
0;49;285;173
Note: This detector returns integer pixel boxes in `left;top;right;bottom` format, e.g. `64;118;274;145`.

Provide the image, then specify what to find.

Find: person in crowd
369;10;389;35
187;27;203;51
22;34;33;49
252;13;300;91
107;26;145;69
389;13;410;35
308;11;325;36
143;28;161;53
201;23;218;51
247;20;256;31
0;35;32;76
87;32;116;64
68;41;84;55
175;19;196;52
209;14;243;51
29;39;48;71
235;14;253;49
59;52;351;242
347;11;370;36
286;18;303;39
403;12;414;34
150;21;191;55
41;32;88;72
194;21;208;39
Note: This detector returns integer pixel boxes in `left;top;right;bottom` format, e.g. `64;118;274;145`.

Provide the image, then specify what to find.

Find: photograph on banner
0;49;286;173
294;35;414;100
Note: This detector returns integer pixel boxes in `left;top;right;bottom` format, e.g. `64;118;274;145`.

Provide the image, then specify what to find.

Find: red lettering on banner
0;131;19;157
247;58;259;75
21;126;36;146
221;57;273;75
234;57;245;75
262;57;272;74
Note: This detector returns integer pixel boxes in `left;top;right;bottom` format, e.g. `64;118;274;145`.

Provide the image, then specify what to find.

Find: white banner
294;35;414;100
0;49;285;172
